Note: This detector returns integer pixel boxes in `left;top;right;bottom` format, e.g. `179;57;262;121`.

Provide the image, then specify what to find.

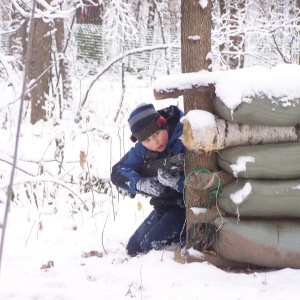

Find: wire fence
73;24;181;76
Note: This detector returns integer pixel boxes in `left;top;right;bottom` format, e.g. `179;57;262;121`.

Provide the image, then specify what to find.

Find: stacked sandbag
217;179;300;218
211;94;300;269
213;94;300;127
212;217;300;269
217;142;300;179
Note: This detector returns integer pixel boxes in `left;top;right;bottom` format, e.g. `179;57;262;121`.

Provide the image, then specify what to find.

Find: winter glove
135;177;166;197
157;169;180;192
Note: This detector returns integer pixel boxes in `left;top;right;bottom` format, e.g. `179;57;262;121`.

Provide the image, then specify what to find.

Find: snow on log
154;84;215;100
153;65;300;110
152;71;217;100
180;110;300;152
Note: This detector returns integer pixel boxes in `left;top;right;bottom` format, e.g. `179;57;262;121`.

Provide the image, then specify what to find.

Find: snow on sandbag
218;179;300;218
212;217;300;269
213;94;300;127
217;142;300;179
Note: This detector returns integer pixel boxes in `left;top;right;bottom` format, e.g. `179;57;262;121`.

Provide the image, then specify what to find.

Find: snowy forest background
0;0;300;275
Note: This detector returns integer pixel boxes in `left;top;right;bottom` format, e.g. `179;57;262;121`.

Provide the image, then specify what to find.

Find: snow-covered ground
1;66;300;300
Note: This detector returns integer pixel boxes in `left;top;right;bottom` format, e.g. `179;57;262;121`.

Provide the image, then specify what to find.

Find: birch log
181;110;300;152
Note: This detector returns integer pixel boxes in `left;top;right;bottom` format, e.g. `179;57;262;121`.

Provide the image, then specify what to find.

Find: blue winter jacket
111;105;185;212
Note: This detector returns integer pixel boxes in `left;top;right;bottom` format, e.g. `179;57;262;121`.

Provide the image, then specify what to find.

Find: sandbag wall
210;95;300;269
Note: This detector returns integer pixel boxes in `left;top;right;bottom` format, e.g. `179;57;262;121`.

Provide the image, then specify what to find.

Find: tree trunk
54;18;72;118
218;0;226;68
297;0;300;65
228;1;245;69
218;0;245;69
6;2;28;70
181;1;216;251
28;1;52;125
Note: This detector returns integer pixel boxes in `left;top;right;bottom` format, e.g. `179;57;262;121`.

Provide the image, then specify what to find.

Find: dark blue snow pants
126;209;186;256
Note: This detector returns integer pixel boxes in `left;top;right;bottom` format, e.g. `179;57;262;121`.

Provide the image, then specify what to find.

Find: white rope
0;0;37;278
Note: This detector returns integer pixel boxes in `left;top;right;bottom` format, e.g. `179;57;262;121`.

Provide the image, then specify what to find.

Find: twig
101;215;108;255
161;244;165;261
139;265;143;300
0;176;89;211
25;220;36;247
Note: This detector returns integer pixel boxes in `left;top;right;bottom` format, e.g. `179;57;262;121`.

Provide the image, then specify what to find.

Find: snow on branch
104;0;138;42
11;0;77;19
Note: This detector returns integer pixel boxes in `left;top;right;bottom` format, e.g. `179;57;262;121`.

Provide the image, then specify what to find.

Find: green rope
184;168;223;237
184;168;222;205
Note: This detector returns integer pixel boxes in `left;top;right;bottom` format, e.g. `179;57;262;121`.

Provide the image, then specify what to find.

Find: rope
184;167;224;239
184;168;223;207
0;0;37;278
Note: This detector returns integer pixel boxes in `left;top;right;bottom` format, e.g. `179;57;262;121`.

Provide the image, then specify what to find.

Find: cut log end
181;118;220;153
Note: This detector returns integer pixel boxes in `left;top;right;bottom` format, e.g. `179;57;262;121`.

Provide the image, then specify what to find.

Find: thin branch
80;44;180;108
101;215;108;255
0;176;89;211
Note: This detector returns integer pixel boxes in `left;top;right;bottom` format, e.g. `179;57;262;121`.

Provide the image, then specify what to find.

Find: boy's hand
157;169;180;191
136;177;166;197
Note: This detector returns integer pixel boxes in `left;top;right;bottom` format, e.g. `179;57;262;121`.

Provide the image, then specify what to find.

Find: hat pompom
156;116;166;128
130;134;137;143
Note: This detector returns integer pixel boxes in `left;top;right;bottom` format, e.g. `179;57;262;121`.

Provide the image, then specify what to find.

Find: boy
111;103;186;256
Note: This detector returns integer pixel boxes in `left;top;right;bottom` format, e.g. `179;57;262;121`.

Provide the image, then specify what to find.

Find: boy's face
141;129;168;152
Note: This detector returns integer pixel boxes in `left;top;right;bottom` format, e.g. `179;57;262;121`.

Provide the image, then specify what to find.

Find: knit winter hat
128;103;166;142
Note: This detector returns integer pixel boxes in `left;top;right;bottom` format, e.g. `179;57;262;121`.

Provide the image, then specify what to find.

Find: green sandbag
217;142;300;179
218;179;300;217
212;217;300;269
213;95;300;127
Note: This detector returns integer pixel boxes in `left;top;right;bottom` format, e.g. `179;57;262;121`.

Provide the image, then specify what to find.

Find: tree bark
296;0;300;65
181;1;216;251
228;1;245;69
54;18;72;118
181;113;300;152
28;1;52;125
